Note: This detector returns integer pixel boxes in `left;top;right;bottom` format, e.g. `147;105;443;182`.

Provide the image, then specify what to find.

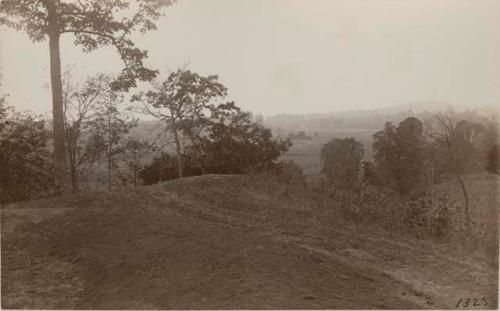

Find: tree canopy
0;0;175;90
321;137;365;189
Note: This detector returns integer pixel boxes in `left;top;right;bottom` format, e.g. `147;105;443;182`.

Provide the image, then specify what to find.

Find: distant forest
262;103;497;131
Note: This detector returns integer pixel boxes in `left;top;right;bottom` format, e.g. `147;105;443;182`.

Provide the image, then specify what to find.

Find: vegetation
0;0;497;265
138;101;291;185
0;100;53;203
321;137;364;190
0;0;175;193
372;117;427;196
1;3;497;309
133;69;228;177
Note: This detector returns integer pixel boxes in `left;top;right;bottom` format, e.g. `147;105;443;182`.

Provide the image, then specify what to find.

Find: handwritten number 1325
456;298;488;308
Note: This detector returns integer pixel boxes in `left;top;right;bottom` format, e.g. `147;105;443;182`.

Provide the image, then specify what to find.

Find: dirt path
1;176;498;309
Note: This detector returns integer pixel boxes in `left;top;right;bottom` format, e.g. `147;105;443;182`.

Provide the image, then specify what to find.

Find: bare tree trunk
455;174;471;233
172;125;184;178
107;152;112;190
107;112;112;191
48;31;68;195
70;164;78;194
186;132;206;175
67;133;78;194
428;162;435;199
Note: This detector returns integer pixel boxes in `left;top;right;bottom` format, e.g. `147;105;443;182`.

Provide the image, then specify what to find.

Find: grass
1;174;498;309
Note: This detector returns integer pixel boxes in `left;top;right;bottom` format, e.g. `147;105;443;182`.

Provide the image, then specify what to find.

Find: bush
138;152;202;185
321;137;364;190
326;185;457;239
0;109;54;203
426;194;457;238
246;160;307;198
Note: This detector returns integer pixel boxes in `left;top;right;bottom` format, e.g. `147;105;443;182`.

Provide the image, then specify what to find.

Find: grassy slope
1;175;498;309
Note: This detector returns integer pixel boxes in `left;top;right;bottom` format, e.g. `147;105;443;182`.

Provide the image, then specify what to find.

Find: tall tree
90;91;137;191
0;0;175;194
202;102;292;174
63;72;108;193
133;69;227;177
486;145;499;175
373;118;427;196
481;122;499;175
321;137;365;190
431;115;484;233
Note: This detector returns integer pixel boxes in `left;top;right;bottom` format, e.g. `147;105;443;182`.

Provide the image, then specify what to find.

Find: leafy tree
274;160;306;196
133;69;227;177
431;115;484;233
0;0;175;194
138;101;291;184
480;121;499;175
138;151;202;185
89;91;137;190
321;137;364;190
360;160;379;186
372;122;397;184
373;117;427;196
121;138;156;186
63;72;108;193
202;102;292;174
0;105;53;203
486;145;499;175
395;117;427;192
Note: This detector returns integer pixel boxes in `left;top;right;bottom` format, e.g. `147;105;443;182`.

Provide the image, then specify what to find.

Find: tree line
321;114;499;234
0;69;291;203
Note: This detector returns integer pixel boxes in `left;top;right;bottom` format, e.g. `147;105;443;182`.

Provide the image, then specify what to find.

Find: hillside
1;175;498;309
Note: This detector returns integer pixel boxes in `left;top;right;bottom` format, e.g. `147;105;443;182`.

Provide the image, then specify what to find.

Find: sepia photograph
0;0;499;309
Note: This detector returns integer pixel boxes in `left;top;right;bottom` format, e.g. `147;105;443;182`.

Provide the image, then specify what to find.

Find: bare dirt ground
1;175;498;309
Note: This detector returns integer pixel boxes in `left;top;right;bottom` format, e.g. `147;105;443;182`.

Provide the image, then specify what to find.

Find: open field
1;175;497;309
276;128;376;175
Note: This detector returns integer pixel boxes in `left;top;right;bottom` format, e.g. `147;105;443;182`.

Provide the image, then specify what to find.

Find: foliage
360;160;379;186
133;69;228;176
63;72;110;192
88;91;138;190
431;116;485;175
430;115;485;232
0;106;53;203
271;160;307;196
373;117;427;196
328;185;457;239
138;152;202;185
321;137;364;189
482;122;499;175
0;0;174;194
486;145;499;175
121;138;156;186
202;102;292;174
0;0;175;91
138;100;291;184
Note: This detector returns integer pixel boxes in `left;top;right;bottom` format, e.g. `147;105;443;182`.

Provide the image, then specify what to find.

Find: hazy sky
1;0;499;116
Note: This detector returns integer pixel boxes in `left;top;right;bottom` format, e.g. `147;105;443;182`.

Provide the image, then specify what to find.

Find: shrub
0;109;54;203
426;194;457;238
321;137;364;190
138;152;202;185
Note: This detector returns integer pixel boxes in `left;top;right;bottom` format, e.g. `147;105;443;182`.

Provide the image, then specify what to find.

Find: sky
1;0;499;116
